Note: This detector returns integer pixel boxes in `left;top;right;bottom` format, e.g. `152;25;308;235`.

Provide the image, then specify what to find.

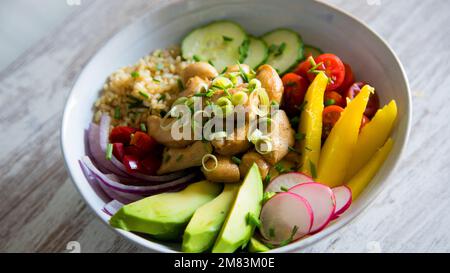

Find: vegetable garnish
105;143;113;160
309;160;317;179
290;116;300;128
280;225;299;247
201;154;218;172
280;185;289;192
237;62;249;83
193;55;201;62
239;39;250;62
139;91;149;99
153;78;161;83
264;174;272;184
246;212;262;228
208;60;214;66
156;63;164;70
325;98;336;107
223;35;234;42
262;191;276;204
130;71;140;78
114;107;121;119
274;162;286;174
231;156;241;165
140;123;147;132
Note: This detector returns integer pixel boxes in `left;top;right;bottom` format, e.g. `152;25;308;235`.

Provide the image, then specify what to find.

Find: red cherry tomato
140;155;161;175
324;91;345;107
293;59;312;80
345;82;380;118
109;126;136;144
112;143;125;161
123;155;140;173
281;73;309;117
308;54;345;91
339;63;355;94
322;105;344;140
130;132;158;155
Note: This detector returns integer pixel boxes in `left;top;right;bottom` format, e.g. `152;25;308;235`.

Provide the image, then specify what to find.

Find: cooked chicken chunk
202;155;240;183
212;123;251;156
147;115;194;148
178;76;210;98
261;110;295;165
256;64;284;104
181;62;218;85
239;151;270;180
157;141;212;175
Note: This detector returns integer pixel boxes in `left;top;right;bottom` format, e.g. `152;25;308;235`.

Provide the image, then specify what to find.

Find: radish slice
289;183;336;234
260;192;314;244
332;186;352;218
265;172;314;193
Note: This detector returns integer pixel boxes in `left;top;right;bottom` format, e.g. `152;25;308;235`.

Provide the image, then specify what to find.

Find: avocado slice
110;180;222;241
182;184;240;253
212;164;263;253
248;237;270;253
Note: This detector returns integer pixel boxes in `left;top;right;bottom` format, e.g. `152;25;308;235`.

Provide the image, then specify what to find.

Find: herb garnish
325;99;336;106
105;143;113;161
246;212;261;228
274;162;286;174
223;35;233;42
295;132;306;141
114;106;121;119
193;55;201;62
238;39;250;62
231;156;241;165
309;160;317;179
262;191;275;204
130;71;140;78
140;123;147;132
139;91;149;99
280;225;299;246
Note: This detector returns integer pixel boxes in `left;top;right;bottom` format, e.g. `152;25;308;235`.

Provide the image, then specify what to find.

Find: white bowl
61;0;411;253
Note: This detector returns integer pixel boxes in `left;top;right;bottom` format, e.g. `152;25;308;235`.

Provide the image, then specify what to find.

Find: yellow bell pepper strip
317;85;373;187
347;138;394;200
296;72;328;178
346;100;397;180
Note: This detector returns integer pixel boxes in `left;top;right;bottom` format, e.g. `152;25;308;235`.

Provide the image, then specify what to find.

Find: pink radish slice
289;183;336;234
332;186;352;218
265;172;314;193
260;192;314;245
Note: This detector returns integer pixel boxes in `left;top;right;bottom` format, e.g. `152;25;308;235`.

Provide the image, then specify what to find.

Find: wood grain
1;0;450;253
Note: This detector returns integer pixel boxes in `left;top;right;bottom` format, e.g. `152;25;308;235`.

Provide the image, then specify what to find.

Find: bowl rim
61;0;412;253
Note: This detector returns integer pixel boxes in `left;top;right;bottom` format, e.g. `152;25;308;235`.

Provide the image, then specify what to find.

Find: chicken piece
181;62;218;85
256;64;284;104
239;151;270;180
157;141;213;175
212;123;251;156
202;155;240;183
147;115;194;148
261;110;295;165
178;76;210;98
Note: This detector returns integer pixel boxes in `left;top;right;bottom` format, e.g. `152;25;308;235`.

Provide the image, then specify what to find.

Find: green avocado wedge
212;164;263;253
109;181;222;241
248;237;270;253
182;184;240;253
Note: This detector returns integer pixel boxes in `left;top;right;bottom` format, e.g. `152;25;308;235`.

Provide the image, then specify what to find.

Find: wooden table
1;0;449;253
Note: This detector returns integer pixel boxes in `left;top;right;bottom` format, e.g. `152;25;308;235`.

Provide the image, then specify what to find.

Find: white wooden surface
1;0;450;253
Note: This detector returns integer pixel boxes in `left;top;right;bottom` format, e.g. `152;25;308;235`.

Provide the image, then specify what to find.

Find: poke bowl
61;0;411;253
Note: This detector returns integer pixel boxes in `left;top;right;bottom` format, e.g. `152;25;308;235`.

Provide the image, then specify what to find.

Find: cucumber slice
261;29;304;75
181;21;248;72
243;36;269;70
304;45;324;59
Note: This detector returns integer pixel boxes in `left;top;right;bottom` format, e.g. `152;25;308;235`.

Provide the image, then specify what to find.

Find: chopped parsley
274;162;286;174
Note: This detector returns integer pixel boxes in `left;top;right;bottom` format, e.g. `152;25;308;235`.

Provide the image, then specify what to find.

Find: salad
79;21;398;253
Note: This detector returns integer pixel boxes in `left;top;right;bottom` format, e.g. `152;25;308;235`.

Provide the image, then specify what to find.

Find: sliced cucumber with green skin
304;45;324;59
243;36;269;70
261;28;304;75
181;21;248;72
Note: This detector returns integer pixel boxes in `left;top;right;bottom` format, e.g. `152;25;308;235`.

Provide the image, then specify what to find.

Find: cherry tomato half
339;63;355;94
109;126;136;144
322;105;344;140
310;54;346;91
140;155;162;175
324;91;345;107
130;132;158;155
345;82;380;118
112;142;125;161
282;73;309;117
293;59;312;81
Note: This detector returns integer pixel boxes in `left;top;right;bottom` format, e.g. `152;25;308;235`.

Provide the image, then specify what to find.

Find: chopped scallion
140;123;147;132
130;71;140;78
139;91;149;99
231;156;241;165
223;35;233;42
309;160;317;179
193;55;201;62
114;107;121;119
105;143;113;160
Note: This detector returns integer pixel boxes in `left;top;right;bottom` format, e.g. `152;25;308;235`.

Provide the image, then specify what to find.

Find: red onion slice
80;156;197;195
103;200;124;216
